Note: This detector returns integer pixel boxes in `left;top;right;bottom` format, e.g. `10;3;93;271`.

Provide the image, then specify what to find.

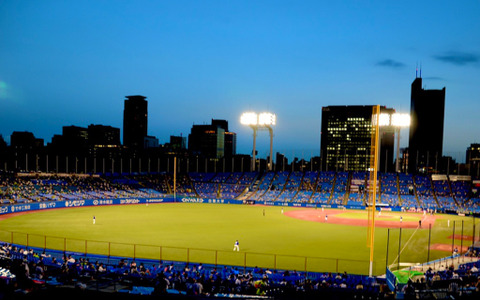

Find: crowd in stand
2;170;480;213
0;242;389;299
2;242;480;299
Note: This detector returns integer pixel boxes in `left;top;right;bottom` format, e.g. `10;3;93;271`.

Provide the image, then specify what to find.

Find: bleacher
397;173;416;208
310;171;335;204
193;182;219;198
250;171;275;201
379;173;399;206
259;171;289;202
3;171;480;213
347;171;366;206
432;174;456;210
219;182;248;199
331;172;348;205
414;174;438;210
0;241;388;299
449;175;471;209
294;171;317;203
170;173;196;197
225;172;242;184
275;171;302;202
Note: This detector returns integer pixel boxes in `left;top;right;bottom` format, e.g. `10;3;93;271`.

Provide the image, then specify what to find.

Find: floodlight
240;112;258;126
241;111;276;171
379;113;391;127
391;113;410;173
392;113;410;127
258;113;276;126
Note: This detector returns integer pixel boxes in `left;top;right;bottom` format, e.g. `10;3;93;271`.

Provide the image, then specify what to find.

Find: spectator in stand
476;276;480;292
355;281;364;290
471;265;478;273
67;255;75;264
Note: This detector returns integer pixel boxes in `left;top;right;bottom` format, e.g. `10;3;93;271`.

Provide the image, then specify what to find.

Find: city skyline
1;1;479;162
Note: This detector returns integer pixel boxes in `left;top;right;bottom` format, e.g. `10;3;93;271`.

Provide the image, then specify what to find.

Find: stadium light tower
379;113;411;172
241;112;276;171
367;105;381;277
368;111;410;276
392;113;410;173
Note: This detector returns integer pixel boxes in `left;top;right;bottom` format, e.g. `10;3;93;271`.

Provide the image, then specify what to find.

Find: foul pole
367;105;380;276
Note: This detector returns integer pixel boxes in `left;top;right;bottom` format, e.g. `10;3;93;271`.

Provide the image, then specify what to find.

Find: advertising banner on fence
1;196;403;217
0;197;174;216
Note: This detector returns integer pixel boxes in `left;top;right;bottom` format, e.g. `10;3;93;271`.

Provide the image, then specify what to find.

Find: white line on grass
391;224;422;266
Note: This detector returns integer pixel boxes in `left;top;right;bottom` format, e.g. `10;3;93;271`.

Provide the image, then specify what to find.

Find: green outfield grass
0;203;478;275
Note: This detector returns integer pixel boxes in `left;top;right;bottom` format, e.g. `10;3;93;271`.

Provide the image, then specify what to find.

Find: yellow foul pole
367;105;380;276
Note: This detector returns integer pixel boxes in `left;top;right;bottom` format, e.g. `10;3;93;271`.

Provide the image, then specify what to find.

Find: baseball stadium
1;168;480;299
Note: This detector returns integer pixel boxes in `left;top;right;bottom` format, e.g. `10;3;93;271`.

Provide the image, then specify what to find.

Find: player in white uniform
233;240;240;251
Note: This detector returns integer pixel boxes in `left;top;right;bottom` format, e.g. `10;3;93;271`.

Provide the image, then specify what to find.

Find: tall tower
123;95;148;150
320;105;395;172
188;119;236;159
408;76;446;173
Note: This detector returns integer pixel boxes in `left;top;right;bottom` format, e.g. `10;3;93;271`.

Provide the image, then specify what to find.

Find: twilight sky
1;0;479;162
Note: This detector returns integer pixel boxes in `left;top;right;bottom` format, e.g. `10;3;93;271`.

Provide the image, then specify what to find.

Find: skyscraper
188;119;236;158
188;124;225;158
408;76;446;173
320;105;395;172
123;95;148;150
212;119;236;157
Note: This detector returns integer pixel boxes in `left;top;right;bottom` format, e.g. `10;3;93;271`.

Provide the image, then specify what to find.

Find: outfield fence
0;229;381;275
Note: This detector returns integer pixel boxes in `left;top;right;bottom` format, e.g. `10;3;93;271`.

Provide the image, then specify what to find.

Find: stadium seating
347;171;366;206
0;242;387;299
309;171;335;204
259;171;289;202
294;171;317;203
432;175;456;210
193;182;219;199
250;171;275;201
219;183;248;199
331;172;348;205
450;179;471;205
379;172;400;206
3;170;480;213
414;174;438;210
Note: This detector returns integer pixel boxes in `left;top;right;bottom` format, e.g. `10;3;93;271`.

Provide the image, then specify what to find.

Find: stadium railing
0;229;383;276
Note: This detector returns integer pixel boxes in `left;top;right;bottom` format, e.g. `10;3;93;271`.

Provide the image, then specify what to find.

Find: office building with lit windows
320;105;395;172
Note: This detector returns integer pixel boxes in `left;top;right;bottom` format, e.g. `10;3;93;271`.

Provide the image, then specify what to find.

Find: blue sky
1;0;479;162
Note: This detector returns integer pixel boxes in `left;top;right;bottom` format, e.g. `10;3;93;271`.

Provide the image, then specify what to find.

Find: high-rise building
466;143;480;177
10;131;44;149
0;134;7;149
408;76;446;173
188;119;236;159
212;119;236;157
320;105;395;172
87;124;120;146
86;124;121;162
9;131;44;172
144;135;159;149
170;135;187;150
123;95;148;150
224;131;237;157
466;143;480;164
188;124;225;158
